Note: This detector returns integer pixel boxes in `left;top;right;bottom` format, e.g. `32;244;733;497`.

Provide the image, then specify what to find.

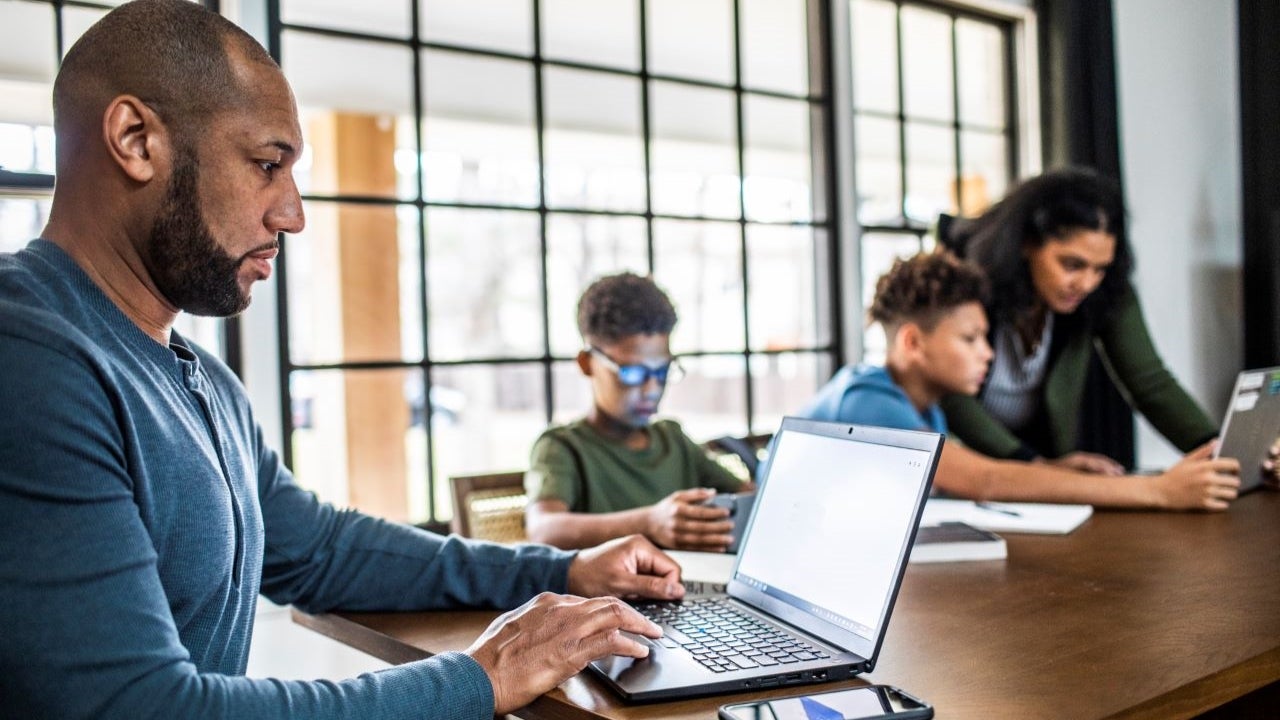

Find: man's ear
101;95;169;184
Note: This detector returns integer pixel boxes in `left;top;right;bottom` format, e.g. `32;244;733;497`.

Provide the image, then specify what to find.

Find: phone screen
719;685;929;720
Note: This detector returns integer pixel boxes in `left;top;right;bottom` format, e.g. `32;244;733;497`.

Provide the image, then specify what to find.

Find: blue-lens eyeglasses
589;346;686;387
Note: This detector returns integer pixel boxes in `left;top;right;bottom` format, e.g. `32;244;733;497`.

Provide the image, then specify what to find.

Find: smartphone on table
718;684;933;720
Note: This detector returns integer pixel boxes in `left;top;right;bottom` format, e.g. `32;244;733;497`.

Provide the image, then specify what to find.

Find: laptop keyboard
633;596;832;673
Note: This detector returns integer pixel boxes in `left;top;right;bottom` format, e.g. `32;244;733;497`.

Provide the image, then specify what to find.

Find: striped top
979;313;1055;433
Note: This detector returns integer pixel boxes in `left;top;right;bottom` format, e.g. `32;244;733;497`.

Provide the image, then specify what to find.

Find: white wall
1112;0;1242;466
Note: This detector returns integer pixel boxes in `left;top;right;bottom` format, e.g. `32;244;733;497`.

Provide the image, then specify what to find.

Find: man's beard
145;148;252;317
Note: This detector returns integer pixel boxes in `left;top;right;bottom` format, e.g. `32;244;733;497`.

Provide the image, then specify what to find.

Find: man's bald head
53;0;278;167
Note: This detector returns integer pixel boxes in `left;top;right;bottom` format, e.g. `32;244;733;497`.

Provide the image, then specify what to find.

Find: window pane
901;6;953;122
957;18;1007;129
289;368;425;522
647;0;734;85
0;198;49;253
854;116;902;225
751;351;830;434
744;95;812;223
653;219;745;354
0;2;55;84
747;224;815;352
543;68;645;212
0;124;45;174
551;359;587;425
960;130;1009;216
541;0;639;71
427;208;543;361
649;82;740;219
660;354;748;440
546;213;649;357
850;0;898;113
283;31;416;200
904;122;956;223
422;0;533;55
859;232;924;363
286;202;423;364
432;363;547;515
422;50;538;206
62;7;109;56
282;0;409;39
740;0;808;95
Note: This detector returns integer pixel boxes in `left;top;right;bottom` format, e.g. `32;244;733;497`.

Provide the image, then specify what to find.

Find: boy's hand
645;488;735;551
1151;440;1241;511
1263;437;1280;490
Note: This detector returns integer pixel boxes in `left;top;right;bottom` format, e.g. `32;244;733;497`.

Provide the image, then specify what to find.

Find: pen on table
975;501;1022;517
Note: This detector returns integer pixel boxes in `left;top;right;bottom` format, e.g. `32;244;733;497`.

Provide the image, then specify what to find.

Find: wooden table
293;492;1280;719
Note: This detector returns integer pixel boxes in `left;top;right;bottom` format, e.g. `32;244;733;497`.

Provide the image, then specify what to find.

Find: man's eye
257;161;280;175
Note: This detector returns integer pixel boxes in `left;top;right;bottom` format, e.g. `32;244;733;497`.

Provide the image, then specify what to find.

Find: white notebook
922;498;1093;535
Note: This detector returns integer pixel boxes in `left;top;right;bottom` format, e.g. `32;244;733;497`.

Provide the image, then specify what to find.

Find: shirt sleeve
0;330;498;720
524;430;586;509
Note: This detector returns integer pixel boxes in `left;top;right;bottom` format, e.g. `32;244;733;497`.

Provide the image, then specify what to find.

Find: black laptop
1216;366;1280;493
588;417;944;702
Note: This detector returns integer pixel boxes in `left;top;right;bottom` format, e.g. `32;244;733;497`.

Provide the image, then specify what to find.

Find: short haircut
868;251;990;333
53;0;277;158
577;272;678;345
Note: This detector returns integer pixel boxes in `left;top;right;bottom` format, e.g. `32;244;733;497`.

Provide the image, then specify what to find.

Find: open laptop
1216;366;1280;493
588;417;944;702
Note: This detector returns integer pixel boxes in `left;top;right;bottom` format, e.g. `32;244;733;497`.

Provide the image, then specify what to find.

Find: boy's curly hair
868;251;990;332
577;272;678;344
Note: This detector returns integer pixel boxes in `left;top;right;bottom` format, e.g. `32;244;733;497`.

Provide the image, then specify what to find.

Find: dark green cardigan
940;283;1218;461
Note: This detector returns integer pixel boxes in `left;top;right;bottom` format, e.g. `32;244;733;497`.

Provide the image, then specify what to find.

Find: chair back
704;433;773;482
449;471;528;543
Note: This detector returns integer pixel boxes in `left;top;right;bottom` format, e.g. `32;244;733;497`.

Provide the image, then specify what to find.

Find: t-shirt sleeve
525;430;585;509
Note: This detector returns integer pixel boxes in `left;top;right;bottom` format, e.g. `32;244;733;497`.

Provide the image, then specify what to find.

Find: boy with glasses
525;273;752;550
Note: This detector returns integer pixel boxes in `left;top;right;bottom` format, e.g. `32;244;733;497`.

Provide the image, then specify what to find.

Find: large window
847;0;1021;361
273;0;840;525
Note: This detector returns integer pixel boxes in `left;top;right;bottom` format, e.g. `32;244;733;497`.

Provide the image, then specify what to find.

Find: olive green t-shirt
525;419;746;513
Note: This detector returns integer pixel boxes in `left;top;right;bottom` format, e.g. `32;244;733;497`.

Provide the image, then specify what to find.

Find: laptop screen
733;423;935;644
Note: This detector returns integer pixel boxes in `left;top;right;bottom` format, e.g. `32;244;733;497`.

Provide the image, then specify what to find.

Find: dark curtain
1033;0;1136;468
1239;0;1280;368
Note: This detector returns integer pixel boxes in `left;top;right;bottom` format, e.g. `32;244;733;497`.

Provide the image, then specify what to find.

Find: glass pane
850;0;898;113
901;6;953;122
649;82;740;219
854;116;902;225
541;0;639;71
0;198;49;253
744;95;812;223
0;123;51;174
289;368;426;523
545;213;649;357
747;224;816;352
431;363;548;516
173;315;224;359
286;202;423;364
904;122;956;223
957;18;1007;129
740;0;808;95
647;0;734;85
551;358;589;425
426;208;543;361
0;2;55;85
859;232;924;363
283;31;416;200
543;68;645;212
660;354;748;440
960;130;1009;217
652;219;745;354
751;351;830;434
422;50;538;206
422;0;533;55
62;7;109;57
282;0;409;38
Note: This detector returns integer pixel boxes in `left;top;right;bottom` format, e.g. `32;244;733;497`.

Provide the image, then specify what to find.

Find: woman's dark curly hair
869;251;990;333
577;272;678;344
942;166;1132;325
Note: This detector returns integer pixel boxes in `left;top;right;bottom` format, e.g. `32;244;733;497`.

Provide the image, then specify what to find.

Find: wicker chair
703;433;773;483
448;471;529;543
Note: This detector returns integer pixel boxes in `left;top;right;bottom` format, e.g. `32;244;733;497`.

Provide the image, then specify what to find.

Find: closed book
909;522;1007;563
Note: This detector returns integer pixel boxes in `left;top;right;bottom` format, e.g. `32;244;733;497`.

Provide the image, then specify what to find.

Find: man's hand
567;534;684;601
1151;440;1241;510
1044;451;1125;476
645;488;735;551
465;592;660;715
1261;437;1280;490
